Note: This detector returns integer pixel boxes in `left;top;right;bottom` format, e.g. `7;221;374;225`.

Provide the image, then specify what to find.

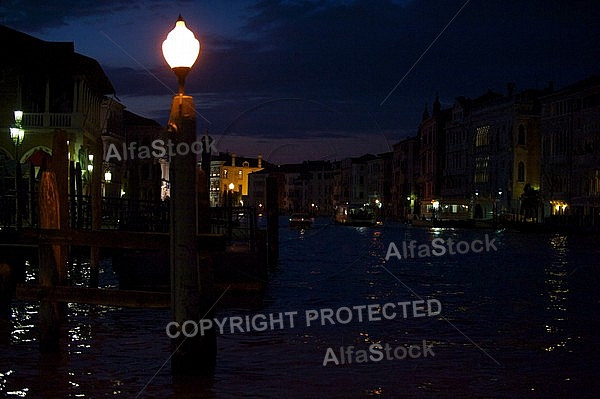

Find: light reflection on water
543;235;570;353
0;220;599;397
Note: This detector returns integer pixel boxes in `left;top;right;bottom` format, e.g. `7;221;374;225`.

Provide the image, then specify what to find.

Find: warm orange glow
162;17;200;69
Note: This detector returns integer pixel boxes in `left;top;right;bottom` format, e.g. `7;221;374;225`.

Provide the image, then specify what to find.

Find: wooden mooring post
38;171;64;352
35;131;69;351
0;258;18;319
168;94;216;375
266;176;279;269
89;137;103;288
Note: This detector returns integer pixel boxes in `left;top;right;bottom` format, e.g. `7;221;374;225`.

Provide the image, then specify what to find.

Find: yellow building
209;152;264;206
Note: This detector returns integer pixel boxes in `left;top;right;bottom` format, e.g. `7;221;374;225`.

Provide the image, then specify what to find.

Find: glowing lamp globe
162;15;200;94
14;110;23;126
10;127;24;143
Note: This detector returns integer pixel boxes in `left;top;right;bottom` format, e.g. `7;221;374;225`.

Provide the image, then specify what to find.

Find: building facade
441;97;471;219
0;25;119;226
540;75;600;226
415;96;451;218
468;85;546;220
209;152;264;206
392;137;418;219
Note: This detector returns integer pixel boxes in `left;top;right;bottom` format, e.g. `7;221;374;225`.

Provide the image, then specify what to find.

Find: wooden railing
209;206;257;249
1;192;260;248
0;191;170;233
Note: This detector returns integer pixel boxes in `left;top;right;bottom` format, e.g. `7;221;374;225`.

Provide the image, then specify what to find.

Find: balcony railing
22;113;82;129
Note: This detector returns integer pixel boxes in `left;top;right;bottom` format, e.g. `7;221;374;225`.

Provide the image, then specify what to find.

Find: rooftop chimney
258;154;262;168
231;152;236;167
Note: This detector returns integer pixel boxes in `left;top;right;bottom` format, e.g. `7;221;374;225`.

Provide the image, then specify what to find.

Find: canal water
1;217;599;398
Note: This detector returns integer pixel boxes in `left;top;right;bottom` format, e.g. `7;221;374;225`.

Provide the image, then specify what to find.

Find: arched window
517;162;525;182
518;125;526;145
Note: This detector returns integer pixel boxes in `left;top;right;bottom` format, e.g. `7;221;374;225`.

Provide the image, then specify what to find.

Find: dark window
517;162;525;182
518;125;526;145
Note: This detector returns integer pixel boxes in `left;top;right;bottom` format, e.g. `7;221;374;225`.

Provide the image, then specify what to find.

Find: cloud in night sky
2;0;599;162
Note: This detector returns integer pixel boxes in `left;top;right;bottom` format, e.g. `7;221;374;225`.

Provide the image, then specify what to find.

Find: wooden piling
196;168;210;234
89;137;103;288
0;251;26;319
51;130;69;287
0;262;14;319
38;171;62;352
75;163;83;229
266;176;279;268
29;162;35;224
169;94;216;375
69;161;76;229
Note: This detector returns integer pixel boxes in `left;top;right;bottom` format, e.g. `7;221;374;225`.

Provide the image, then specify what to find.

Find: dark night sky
2;0;599;163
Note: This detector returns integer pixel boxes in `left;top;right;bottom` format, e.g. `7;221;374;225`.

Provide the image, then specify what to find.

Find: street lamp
162;14;200;95
103;169;112;197
14;110;23;125
496;188;503;224
228;182;235;206
432;200;440;221
9;127;24;143
10;110;24;229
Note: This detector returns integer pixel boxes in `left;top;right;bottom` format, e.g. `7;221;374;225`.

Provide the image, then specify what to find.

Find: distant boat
335;204;377;227
289;213;314;229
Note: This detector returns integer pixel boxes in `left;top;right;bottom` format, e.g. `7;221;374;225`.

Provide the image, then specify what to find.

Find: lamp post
495;188;503;226
87;154;94;181
228;182;235;205
431;199;440;222
163;15;215;375
473;189;479;219
103;169;111;197
227;182;234;241
10;110;24;229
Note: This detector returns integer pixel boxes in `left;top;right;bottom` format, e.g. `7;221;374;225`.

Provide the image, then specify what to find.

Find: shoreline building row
247;75;599;228
393;85;551;222
391;76;600;227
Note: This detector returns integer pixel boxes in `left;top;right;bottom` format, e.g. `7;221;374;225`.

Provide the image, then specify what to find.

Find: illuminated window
223;169;228;179
474;156;489;183
475;126;490;147
238;170;243;179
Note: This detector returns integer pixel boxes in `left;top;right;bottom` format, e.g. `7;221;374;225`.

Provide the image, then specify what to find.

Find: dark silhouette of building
540;75;600;227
